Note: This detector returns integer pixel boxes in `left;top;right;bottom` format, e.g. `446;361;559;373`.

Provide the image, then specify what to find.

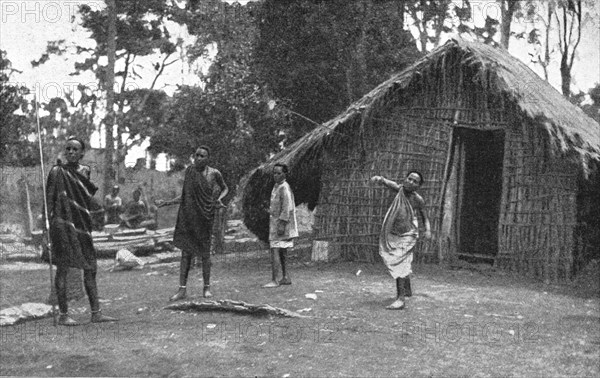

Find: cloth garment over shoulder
379;187;419;279
173;165;225;254
46;163;98;270
269;180;299;242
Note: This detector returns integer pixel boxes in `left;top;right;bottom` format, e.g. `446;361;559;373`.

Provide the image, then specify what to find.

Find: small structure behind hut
242;39;600;282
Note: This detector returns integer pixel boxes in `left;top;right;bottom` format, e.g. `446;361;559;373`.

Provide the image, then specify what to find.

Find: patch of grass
1;254;599;377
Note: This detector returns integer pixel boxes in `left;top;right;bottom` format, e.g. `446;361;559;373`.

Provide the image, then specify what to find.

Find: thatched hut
242;38;600;281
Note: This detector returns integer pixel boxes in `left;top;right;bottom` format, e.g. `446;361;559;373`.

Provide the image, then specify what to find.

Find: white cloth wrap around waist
379;233;417;279
270;240;294;249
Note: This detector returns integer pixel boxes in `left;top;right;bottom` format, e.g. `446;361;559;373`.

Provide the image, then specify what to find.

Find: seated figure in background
120;188;147;229
104;185;123;224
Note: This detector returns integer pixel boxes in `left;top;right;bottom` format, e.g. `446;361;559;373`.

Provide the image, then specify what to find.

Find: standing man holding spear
35;94;58;326
43;133;118;325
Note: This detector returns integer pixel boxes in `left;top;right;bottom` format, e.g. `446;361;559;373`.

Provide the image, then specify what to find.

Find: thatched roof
242;38;600;241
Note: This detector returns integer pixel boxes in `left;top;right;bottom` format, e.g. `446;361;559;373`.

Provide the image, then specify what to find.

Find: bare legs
278;248;291;285
386;276;407;310
263;248;291;288
404;276;412;297
55;266;76;325
170;254;190;301
85;269;118;323
170;241;212;301
262;248;281;288
201;256;212;298
56;266;117;325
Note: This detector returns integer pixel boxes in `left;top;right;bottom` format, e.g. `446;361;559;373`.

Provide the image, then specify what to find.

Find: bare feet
385;299;405;310
262;281;279;288
58;314;79;326
169;287;187;301
91;311;118;323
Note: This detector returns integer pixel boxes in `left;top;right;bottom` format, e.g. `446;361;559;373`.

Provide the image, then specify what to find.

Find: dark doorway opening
458;128;505;259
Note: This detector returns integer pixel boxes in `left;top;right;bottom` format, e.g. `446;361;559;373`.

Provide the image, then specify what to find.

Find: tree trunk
397;0;405;30
541;4;552;81
500;0;517;49
419;25;428;52
345;0;370;103
115;53;131;185
558;1;582;98
103;0;117;197
560;53;572;97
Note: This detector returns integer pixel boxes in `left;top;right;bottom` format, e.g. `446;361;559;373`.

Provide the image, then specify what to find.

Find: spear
34;91;57;326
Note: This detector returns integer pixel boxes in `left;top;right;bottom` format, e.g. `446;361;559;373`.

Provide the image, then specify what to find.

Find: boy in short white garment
263;163;298;288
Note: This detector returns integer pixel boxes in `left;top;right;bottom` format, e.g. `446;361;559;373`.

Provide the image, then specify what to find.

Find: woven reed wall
497;117;578;281
314;110;450;262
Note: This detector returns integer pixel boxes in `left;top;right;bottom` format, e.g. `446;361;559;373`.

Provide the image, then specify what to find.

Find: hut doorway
457;128;505;259
440;128;504;261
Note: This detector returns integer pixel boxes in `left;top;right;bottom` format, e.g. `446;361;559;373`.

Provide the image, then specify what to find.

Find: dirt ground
1;243;599;378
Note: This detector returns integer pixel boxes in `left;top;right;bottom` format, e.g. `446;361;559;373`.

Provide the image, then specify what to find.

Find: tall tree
105;0;117;195
78;0;178;184
556;0;583;97
32;0;179;191
254;0;421;143
151;0;290;194
515;0;592;96
499;0;520;49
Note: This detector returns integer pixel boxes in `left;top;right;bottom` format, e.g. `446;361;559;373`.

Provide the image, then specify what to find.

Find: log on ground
164;299;311;318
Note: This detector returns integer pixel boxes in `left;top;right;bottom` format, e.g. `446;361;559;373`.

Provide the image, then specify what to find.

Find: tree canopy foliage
31;0;178;169
253;0;422;141
5;0;597;189
0;51;35;166
151;0;290;194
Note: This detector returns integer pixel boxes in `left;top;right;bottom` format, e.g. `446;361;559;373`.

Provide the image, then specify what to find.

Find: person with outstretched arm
370;171;431;310
156;145;228;300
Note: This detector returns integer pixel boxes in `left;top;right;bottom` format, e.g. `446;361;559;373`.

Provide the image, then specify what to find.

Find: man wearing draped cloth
371;171;431;310
46;137;118;325
156;145;228;301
